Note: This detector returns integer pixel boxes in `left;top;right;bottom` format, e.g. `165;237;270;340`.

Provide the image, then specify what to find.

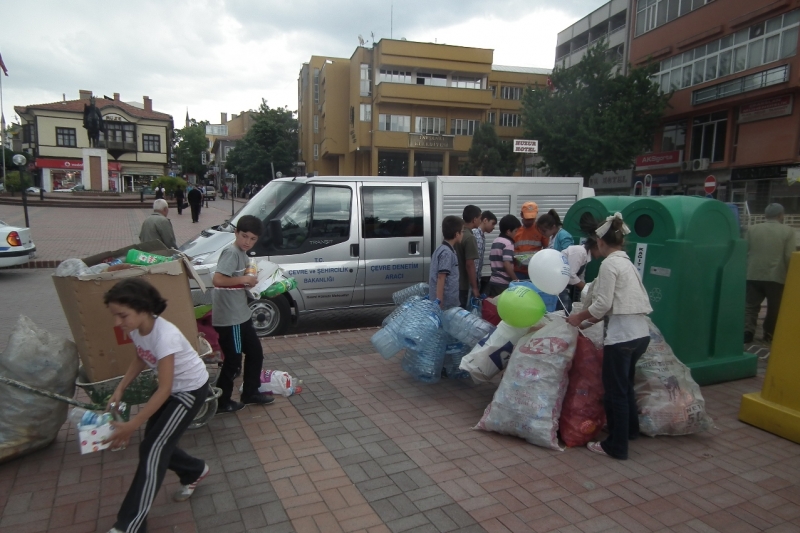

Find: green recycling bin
618;196;756;385
563;196;639;282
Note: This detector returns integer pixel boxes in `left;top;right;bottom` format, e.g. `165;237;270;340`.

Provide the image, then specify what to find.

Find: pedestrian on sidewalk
187;185;202;223
139;199;177;249
457;204;482;310
212;215;274;413
567;213;652;461
430;215;463;310
175;186;185;216
104;278;211;533
744;203;796;343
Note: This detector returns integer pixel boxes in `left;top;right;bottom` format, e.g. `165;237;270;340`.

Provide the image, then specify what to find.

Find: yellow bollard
739;252;800;443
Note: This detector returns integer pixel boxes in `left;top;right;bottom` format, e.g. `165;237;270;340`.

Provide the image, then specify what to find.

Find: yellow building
15;90;173;192
298;39;550;176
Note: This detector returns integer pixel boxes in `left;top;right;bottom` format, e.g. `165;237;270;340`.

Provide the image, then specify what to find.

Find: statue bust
83;96;105;148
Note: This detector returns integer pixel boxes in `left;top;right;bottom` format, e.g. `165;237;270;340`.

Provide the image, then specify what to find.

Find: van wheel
250;296;290;337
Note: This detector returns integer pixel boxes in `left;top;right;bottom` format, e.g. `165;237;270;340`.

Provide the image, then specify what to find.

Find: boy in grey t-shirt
212;215;274;413
429;216;464;310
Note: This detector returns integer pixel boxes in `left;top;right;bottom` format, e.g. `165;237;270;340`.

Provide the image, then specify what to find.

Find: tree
225;100;298;185
521;40;670;184
460;123;518;176
173;120;209;179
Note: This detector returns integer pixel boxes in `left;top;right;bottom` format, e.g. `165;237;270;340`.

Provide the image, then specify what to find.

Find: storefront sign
408;133;454;150
35;159;122;171
635;150;682;170
103;113;129;122
513;139;539;153
738;95;793;124
731;165;788;181
587;169;633;189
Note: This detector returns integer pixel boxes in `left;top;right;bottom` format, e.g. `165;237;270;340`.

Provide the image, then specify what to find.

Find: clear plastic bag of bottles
392;283;430;306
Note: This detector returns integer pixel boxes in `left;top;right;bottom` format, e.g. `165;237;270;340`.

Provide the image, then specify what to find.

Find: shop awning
121;166;164;176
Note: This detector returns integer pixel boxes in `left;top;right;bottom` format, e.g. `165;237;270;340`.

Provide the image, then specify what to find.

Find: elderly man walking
744;203;796;343
140;199;178;249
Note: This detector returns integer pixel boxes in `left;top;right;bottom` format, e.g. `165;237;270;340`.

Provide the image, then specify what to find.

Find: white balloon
528;249;571;295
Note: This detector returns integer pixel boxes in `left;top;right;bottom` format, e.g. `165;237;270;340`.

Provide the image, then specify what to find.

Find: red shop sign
635;150;683;170
35;159;122;171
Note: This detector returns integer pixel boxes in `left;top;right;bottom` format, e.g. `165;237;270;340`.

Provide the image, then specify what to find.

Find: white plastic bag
635;318;713;436
458;321;532;383
239;370;300;397
475;317;578;450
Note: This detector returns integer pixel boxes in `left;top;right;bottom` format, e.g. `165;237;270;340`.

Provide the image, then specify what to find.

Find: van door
360;183;427;305
265;182;359;310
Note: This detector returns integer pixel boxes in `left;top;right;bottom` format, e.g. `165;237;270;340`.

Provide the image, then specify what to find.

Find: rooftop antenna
358;35;365;46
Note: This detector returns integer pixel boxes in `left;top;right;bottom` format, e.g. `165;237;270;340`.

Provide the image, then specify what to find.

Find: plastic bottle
244;257;258;277
392;283;430;305
442;307;496;348
125;249;171;266
399;298;443;350
442;335;471;379
371;327;405;360
261;278;298;298
401;327;448;383
68;408;113;428
382;295;422;327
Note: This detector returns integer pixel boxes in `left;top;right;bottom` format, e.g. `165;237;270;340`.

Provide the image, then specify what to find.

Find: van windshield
231;181;302;227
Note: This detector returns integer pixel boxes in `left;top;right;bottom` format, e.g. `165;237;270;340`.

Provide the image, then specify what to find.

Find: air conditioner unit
692;158;710;171
680;160;691;171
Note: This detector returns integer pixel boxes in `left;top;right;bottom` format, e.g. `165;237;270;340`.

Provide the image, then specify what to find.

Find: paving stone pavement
1;328;797;533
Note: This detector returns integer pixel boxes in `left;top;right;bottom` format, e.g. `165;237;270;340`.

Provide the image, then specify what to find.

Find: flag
546;76;554;92
0;52;7;76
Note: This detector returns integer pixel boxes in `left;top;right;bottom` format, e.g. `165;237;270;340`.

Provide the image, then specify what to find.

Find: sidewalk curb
0;259;62;270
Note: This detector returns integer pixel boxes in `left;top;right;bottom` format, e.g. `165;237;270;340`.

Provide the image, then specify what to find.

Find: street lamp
12;154;30;227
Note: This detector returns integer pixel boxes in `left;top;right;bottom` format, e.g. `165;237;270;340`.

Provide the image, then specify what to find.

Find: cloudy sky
1;0;605;127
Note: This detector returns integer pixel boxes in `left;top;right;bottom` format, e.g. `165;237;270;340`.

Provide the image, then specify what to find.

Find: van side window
362;187;423;238
277;185;352;249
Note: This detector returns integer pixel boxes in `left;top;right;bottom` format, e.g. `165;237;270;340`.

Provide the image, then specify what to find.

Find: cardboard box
78;423;113;454
53;241;205;382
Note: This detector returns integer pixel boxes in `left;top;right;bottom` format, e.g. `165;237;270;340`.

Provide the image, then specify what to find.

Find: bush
4;171;31;195
152;176;189;194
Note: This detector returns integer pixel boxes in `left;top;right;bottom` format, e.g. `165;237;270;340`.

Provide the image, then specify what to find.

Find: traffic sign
704;175;717;195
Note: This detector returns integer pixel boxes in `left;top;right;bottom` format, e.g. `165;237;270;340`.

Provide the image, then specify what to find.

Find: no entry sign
704;175;717;195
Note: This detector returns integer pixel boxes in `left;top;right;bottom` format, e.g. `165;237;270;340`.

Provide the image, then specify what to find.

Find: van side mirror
269;219;283;247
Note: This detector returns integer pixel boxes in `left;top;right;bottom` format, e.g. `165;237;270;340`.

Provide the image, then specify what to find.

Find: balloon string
558;295;590;338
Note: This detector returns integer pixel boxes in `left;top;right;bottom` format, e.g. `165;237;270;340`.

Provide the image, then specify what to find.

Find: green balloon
497;286;546;328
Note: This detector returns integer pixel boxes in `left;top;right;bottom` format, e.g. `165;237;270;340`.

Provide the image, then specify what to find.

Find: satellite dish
358;35;365;46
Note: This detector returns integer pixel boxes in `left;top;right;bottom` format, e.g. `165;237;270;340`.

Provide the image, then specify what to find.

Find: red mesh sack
559;334;605;447
482;297;501;326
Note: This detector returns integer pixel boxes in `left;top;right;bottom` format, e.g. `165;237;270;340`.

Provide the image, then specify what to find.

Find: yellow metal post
739;252;800;443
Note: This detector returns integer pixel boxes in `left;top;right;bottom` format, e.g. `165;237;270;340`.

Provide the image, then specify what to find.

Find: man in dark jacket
175;186;185;215
187;186;203;223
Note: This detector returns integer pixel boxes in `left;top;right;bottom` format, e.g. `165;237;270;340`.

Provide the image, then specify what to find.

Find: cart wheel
189;397;217;430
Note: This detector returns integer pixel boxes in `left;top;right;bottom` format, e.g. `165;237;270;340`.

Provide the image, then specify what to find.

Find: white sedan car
0;220;36;268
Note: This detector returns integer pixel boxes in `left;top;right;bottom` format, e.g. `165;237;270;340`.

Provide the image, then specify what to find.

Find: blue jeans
600;336;650;460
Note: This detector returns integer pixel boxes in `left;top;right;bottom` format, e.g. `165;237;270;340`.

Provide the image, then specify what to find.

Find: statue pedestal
82;148;109;191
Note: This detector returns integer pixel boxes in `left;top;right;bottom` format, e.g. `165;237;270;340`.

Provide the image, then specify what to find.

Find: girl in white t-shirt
567;213;652;461
104;278;210;533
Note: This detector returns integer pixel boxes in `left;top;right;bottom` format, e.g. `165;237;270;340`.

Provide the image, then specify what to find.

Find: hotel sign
408;133;454;150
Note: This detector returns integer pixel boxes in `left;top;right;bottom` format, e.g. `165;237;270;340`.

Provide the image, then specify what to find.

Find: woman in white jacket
567;213;652;460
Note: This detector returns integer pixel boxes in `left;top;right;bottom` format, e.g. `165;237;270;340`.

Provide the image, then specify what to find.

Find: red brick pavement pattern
0;201;234;263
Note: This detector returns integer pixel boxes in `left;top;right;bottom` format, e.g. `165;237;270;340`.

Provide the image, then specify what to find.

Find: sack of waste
635;318;713;436
239;370;302;397
475;317;577;450
0;316;79;463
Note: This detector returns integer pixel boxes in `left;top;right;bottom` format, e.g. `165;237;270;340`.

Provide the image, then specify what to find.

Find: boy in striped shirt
487;215;522;297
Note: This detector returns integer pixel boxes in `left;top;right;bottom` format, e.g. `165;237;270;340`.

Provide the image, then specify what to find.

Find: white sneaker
173;463;210;502
108;529;126;533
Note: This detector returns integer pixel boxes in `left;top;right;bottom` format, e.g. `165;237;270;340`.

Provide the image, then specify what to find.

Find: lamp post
12;154;29;227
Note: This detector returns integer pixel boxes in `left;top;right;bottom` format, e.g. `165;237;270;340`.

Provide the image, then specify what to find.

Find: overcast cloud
1;0;605;127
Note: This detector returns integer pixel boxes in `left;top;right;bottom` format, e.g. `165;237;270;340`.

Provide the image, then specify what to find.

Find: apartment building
15;90;173;192
298;39;549;177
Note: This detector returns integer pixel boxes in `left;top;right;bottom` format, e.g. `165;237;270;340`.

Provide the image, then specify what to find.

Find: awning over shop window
121;167;164;176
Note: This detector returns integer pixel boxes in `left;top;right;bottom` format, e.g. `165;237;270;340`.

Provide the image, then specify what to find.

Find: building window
379;69;412;84
360;104;372;122
104;122;136;147
500;86;523;100
224;146;232;160
636;0;713;37
360;63;372;96
142;134;161;153
451;76;482;89
313;115;319;134
499;113;522;128
661;122;686;152
415;117;446;134
691;112;727;162
652;10;800;94
22;124;35;143
314;68;320;104
56;127;77;147
487;112;496;125
489;85;496;98
451;119;480;136
378;114;411;132
313;144;319;160
416;72;447;86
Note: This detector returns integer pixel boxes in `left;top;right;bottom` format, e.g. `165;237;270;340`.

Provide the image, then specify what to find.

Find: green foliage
460;123;518;176
152;176;188;194
4;170;31;194
173;120;209;178
521;40;670;184
225;100;298;185
3;148;35;171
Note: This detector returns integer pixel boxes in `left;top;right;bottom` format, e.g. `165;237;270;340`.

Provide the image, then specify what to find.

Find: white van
181;175;593;336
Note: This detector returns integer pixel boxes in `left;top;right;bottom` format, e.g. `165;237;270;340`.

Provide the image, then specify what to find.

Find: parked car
25;187;41;194
0;220;36;268
204;186;216;201
53;184;86;192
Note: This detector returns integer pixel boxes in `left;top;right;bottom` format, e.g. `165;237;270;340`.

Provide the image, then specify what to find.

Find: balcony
692;65;790;105
374;82;492;109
